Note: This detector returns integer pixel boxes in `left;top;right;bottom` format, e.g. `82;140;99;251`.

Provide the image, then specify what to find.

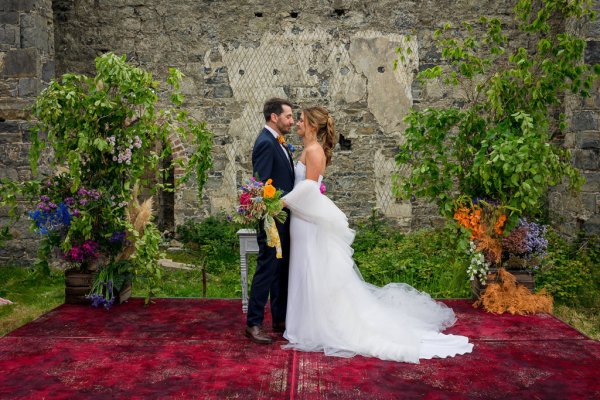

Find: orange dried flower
494;214;507;235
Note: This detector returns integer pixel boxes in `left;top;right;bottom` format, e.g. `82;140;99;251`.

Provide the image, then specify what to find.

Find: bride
281;106;473;363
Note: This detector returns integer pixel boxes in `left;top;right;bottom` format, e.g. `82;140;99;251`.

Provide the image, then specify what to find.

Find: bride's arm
304;145;325;182
282;146;324;208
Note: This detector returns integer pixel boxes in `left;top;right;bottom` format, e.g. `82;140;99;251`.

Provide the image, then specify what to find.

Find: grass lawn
0;266;64;336
1;261;597;340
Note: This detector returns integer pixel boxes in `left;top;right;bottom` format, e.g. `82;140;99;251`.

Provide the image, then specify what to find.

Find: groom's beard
277;122;291;136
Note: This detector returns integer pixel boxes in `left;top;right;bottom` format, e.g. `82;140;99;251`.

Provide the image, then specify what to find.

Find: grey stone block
0;80;19;97
0;12;19;24
582;193;598;213
18;77;41;97
1;48;39;78
571;111;599;131
576;131;600;149
582;213;600;235
573;149;600;170
20;13;50;54
41;60;54;82
586;20;600;37
582;172;600;192
585;41;600;65
0;132;20;144
0;25;19;46
0;121;20;133
213;85;233;98
0;0;36;12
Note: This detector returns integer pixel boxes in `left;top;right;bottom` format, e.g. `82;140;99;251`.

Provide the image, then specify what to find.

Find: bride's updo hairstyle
303;106;336;166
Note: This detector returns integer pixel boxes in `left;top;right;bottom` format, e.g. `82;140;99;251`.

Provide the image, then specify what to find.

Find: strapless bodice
294;161;323;187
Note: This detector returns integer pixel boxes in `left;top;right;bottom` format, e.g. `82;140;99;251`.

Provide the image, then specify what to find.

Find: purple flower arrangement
502;218;548;270
28;178;125;269
88;280;115;309
64;240;100;263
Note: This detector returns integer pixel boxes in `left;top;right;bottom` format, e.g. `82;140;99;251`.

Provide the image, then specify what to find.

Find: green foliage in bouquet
394;0;598;221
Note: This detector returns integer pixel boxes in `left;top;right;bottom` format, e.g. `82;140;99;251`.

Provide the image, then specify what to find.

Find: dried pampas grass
118;184;154;261
474;268;553;315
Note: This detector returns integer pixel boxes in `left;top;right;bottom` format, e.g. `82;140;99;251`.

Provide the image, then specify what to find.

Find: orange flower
266;179;273;185
494;214;507;235
263;183;276;198
277;136;286;145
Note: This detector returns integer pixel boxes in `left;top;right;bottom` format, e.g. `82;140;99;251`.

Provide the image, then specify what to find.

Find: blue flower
29;202;72;235
287;143;295;153
108;231;127;244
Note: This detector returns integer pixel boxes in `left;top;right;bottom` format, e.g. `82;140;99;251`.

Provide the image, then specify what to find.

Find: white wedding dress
282;162;473;363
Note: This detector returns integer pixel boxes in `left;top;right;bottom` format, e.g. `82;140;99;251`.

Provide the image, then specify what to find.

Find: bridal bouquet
233;177;287;258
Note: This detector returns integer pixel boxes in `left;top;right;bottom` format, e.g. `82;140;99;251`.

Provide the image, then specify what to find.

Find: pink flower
320;182;326;194
240;192;252;206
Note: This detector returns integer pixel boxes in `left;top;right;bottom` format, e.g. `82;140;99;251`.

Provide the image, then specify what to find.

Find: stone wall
0;0;598;263
549;2;600;237
50;0;522;227
0;0;54;264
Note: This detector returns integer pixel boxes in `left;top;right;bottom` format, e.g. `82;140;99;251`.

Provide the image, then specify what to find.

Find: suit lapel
264;129;294;176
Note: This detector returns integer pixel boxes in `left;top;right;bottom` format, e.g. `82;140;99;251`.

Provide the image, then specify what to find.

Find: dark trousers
246;215;290;327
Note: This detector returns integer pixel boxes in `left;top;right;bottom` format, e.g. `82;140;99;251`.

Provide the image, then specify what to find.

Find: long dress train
282;162;473;363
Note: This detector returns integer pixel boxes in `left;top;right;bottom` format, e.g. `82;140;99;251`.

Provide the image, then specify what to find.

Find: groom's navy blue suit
247;127;295;328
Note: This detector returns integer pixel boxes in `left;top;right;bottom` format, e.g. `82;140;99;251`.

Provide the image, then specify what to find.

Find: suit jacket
252;128;295;195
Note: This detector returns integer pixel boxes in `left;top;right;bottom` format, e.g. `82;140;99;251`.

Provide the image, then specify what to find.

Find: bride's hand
281;199;287;208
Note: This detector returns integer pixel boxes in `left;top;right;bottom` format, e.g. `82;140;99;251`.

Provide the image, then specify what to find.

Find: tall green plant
0;53;213;302
395;0;598;220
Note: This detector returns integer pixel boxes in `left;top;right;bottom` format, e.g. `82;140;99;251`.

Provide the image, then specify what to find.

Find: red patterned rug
0;298;598;399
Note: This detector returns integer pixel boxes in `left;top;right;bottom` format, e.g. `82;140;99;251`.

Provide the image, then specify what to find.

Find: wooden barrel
65;270;93;304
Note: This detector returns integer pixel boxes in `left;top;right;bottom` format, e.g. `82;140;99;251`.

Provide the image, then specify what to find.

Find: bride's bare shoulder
304;143;326;176
305;143;325;158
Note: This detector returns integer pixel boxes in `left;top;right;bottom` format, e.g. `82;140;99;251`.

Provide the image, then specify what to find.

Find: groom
245;98;295;344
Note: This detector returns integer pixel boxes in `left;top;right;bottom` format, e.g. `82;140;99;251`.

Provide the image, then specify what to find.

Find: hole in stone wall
254;12;263;17
158;151;175;232
290;11;299;18
333;9;346;17
377;66;385;73
338;134;352;151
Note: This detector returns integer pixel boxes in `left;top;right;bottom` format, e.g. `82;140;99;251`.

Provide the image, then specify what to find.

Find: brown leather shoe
245;325;273;344
272;321;286;333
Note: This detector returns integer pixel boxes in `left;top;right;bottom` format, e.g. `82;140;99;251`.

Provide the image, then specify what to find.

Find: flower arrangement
0;52;214;308
454;197;507;285
502;218;548;270
454;197;553;314
233;177;287;258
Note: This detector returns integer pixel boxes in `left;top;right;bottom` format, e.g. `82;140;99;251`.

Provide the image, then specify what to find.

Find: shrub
536;231;599;307
354;225;471;298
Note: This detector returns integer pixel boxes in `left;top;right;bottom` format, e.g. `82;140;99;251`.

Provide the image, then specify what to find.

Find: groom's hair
263;98;293;122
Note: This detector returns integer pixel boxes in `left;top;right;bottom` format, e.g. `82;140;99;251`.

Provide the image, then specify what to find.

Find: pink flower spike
320;182;326;194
